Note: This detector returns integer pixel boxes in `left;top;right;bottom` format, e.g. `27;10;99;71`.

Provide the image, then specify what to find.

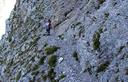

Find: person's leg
48;29;50;35
46;28;50;35
47;27;51;35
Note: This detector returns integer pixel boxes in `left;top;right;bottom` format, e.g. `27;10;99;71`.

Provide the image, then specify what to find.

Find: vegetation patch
47;68;56;81
41;75;47;81
96;61;110;73
58;74;66;81
52;80;59;82
32;64;39;71
93;31;101;50
38;56;46;65
45;46;60;55
98;0;106;4
48;55;57;67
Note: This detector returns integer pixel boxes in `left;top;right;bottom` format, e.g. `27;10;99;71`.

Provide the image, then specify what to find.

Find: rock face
0;0;128;82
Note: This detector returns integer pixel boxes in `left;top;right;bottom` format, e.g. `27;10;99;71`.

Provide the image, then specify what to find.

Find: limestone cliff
0;0;128;82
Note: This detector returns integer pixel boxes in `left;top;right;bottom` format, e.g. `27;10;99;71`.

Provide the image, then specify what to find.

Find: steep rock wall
0;0;128;82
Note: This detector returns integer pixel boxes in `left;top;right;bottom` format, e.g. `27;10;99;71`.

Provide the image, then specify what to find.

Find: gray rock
0;0;128;82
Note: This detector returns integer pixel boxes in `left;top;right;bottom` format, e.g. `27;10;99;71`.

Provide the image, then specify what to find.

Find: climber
45;19;52;35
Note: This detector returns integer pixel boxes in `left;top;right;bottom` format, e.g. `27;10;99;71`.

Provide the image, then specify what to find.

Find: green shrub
48;55;57;67
98;0;105;4
93;31;100;50
72;51;79;62
45;46;60;55
52;80;59;82
58;74;66;80
96;61;109;73
42;75;47;81
38;56;46;65
47;68;56;80
32;64;39;71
